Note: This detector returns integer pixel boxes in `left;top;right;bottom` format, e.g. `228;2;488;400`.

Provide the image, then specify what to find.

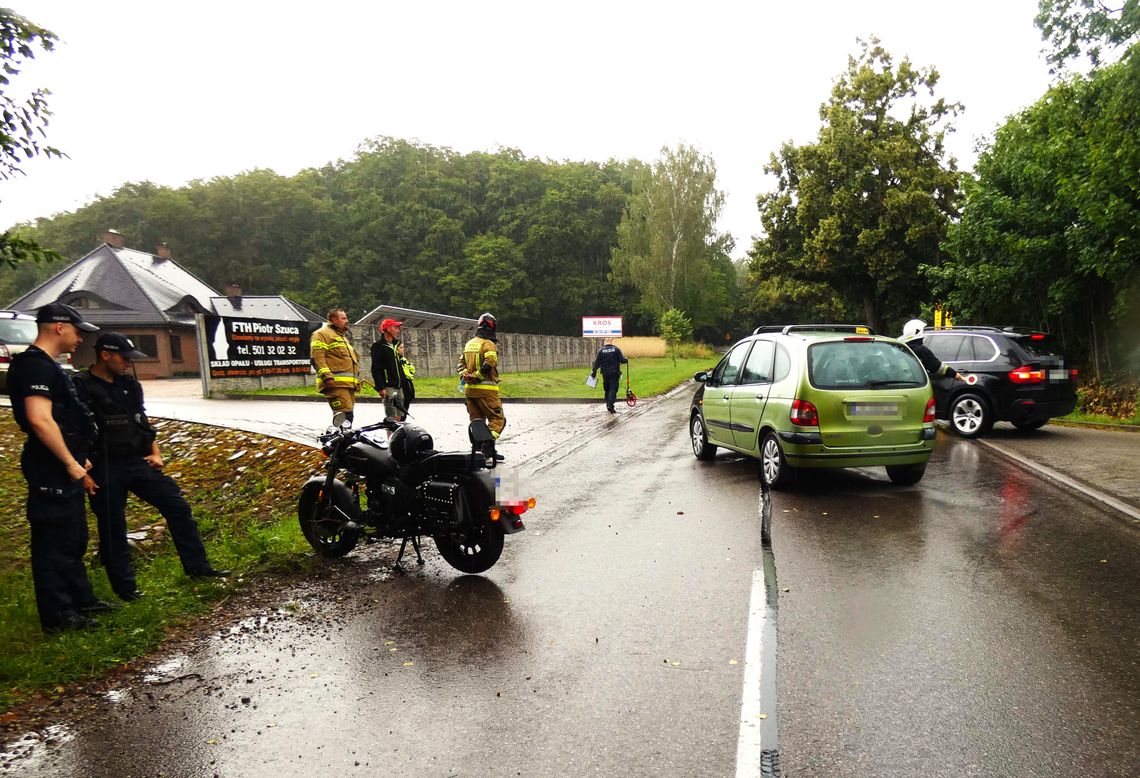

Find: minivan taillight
790;398;819;426
1009;366;1045;384
0;344;9;364
923;397;936;423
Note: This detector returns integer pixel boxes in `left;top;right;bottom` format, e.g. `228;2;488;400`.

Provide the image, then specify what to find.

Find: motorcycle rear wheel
433;499;504;574
298;483;361;558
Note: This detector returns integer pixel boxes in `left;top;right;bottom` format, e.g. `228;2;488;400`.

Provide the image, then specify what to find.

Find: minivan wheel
760;432;795;489
1011;418;1048;431
691;413;717;461
886;464;926;486
949;393;992;438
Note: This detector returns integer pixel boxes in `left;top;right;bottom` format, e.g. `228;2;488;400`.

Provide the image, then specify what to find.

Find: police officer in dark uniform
590;338;629;413
8;302;112;633
73;332;228;601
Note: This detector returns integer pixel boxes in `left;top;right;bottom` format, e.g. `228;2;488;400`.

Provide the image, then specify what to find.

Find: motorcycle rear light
1030;333;1046;340
1070;369;1079;379
490;508;501;521
1009;366;1045;384
923;397;936;423
790;398;819;426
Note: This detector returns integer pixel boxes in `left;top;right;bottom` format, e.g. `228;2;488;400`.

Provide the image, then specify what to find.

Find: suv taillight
923;397;936;423
0;344;9;363
790;398;819;426
1009;366;1045;384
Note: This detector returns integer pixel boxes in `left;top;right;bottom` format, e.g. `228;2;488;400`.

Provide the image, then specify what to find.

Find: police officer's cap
95;331;149;360
36;302;99;332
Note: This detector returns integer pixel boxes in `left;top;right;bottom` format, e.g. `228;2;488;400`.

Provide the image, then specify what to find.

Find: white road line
735;567;766;778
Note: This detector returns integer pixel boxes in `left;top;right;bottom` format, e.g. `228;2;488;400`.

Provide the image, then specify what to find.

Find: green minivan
689;325;937;488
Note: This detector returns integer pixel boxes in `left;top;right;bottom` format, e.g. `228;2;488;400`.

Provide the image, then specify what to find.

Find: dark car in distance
919;326;1077;438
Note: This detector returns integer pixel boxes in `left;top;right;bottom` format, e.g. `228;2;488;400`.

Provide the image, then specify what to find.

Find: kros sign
582;316;623;338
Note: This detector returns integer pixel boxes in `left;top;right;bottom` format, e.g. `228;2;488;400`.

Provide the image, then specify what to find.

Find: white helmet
901;319;926;341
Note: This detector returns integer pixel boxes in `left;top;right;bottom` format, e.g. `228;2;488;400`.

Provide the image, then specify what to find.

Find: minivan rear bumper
783;439;934;469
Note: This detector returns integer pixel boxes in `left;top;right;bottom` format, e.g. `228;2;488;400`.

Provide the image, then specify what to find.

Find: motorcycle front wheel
298;482;361;558
433;497;504;574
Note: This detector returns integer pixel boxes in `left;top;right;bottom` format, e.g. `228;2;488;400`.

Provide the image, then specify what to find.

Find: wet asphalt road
4;390;1139;776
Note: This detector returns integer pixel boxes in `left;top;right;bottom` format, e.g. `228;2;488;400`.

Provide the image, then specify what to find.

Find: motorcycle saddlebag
417;479;464;523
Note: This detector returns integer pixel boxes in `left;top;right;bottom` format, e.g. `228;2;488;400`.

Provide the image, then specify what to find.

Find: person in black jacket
8;302;112;632
591;339;629;413
370;318;405;422
73;332;228;602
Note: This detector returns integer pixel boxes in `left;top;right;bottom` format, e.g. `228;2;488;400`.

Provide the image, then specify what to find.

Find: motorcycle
297;413;533;574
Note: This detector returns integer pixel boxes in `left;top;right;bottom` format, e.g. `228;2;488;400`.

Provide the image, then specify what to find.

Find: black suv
920;326;1077;438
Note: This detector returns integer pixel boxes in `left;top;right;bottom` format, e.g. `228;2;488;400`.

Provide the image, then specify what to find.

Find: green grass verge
0;419;327;713
224;357;715;400
1056;410;1140;426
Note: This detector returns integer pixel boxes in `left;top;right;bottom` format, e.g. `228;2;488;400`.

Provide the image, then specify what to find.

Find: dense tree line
4;140;653;335
4;3;1138;372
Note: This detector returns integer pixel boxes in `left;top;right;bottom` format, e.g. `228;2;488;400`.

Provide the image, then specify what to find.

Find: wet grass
225;357;715;400
0;417;327;713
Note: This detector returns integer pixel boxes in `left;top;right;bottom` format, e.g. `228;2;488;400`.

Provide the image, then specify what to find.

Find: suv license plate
1048;369;1068;381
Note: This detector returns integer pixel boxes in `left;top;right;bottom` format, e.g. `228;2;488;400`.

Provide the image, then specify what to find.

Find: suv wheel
760;431;795;490
949;393;993;438
691;413;717;461
1011;418;1048;431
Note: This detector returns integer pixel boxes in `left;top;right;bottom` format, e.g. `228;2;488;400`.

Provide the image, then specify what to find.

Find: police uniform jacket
592;344;628;377
71;370;157;461
8;346;98;487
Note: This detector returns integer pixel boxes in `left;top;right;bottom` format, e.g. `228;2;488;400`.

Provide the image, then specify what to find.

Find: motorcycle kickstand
393;535;426;573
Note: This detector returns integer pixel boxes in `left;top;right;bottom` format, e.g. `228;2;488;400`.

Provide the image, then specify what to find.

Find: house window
70;296;90;308
135;335;158;360
170;334;183;362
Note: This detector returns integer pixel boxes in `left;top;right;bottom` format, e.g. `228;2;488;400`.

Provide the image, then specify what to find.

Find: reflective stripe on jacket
457;336;500;394
310;324;359;382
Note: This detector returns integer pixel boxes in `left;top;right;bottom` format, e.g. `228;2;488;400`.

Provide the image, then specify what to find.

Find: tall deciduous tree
1;9;63;267
610;144;735;339
1036;0;1140;70
931;53;1140;376
745;38;961;334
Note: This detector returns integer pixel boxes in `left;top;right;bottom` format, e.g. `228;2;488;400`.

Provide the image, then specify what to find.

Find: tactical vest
73;371;156;458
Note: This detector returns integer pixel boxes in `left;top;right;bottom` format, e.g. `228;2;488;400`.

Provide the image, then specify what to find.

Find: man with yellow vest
457;312;504;458
310;308;361;425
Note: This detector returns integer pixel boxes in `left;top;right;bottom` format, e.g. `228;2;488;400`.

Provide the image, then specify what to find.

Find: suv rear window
0;319;37;344
1013;335;1065;359
808;341;926;390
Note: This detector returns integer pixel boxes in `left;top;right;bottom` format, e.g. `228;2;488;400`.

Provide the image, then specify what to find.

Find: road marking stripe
736;568;766;777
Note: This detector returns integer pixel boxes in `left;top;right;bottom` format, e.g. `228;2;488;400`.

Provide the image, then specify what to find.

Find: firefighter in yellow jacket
457;312;504;457
311;308;361;425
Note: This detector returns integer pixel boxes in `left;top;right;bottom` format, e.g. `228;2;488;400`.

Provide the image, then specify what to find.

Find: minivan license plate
848;403;897;416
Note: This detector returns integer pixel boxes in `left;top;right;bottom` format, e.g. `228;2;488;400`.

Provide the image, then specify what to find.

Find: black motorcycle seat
406;451;481;476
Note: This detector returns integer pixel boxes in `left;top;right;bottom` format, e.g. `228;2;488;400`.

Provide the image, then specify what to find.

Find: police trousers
26;483;97;630
89;458;210;594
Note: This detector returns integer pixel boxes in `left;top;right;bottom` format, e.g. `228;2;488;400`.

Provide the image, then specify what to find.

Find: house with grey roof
8;230;320;379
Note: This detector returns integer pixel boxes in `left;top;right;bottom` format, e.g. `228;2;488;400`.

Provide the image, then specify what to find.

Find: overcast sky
2;0;1056;260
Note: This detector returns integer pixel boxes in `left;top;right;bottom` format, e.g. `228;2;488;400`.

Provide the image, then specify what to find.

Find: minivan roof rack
752;324;876;336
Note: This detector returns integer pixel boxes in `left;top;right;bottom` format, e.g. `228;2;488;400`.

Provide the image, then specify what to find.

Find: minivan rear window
808;341;927;390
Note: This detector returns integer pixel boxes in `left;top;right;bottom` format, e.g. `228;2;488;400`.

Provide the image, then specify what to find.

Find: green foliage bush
1076;377;1139;420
